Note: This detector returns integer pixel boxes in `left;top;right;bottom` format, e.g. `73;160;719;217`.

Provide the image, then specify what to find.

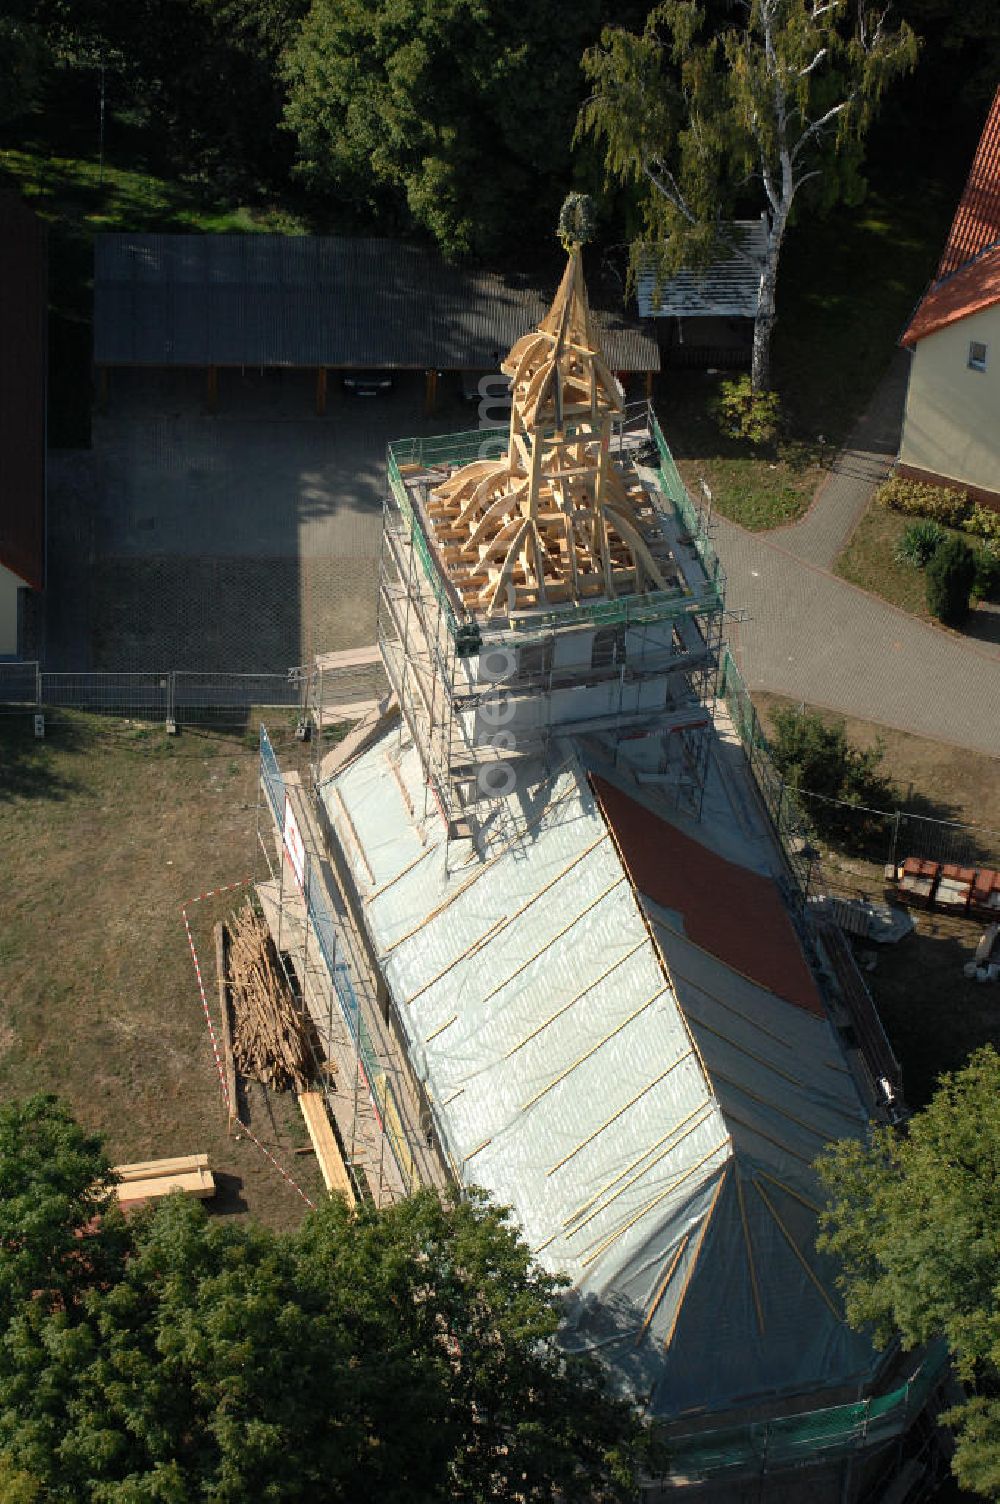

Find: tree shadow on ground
205;1171;249;1218
0;713;90;804
962;599;1000;648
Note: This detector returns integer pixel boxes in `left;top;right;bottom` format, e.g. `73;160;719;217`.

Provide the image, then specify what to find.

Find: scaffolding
378;402;726;846
255;726;448;1206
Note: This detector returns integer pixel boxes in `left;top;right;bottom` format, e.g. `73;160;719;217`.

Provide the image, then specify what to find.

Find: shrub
925;535;977;624
876;475;970;526
769;707;894;848
713;376;782;445
893;519;945;567
971;544;1000;603
961;501;1000;545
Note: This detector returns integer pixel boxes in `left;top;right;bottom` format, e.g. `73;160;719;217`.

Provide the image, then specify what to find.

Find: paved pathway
711;354;1000;756
775;350;910;569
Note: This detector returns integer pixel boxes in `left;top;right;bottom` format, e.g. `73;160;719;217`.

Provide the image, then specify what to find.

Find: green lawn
657;182;954;530
836;501;1000;635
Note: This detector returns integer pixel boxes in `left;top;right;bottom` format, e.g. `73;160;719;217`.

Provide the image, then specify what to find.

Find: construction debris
226;903;315;1092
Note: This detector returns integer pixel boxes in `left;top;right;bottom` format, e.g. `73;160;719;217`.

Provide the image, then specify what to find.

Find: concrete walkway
712;354;1000;756
775;350;910;569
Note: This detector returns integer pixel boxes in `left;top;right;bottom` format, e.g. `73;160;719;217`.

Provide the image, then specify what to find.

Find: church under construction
255;239;951;1499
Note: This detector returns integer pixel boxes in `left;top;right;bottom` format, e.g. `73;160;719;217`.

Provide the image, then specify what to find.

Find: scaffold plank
297;1091;356;1202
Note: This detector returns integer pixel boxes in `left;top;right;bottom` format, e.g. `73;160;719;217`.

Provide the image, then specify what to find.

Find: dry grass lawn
0;710;326;1228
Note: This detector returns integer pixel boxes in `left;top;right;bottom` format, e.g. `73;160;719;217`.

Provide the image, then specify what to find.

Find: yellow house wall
0;566;21;656
900;303;1000;493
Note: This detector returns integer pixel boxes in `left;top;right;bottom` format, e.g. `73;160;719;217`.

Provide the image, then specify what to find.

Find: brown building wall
0;189;47;593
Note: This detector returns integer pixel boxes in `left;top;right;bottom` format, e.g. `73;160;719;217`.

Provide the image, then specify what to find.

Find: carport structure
93;234;659;415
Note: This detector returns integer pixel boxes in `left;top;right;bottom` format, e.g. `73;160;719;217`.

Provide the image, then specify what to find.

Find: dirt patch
752;692;1000;1108
0;710;325;1229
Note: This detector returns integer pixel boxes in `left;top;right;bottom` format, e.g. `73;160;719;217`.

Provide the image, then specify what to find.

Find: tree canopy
578;0;918;389
0;1095;651;1502
816;1047;1000;1498
281;0;605;257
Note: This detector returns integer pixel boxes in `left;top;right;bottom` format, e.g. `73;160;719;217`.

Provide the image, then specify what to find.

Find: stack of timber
113;1154;215;1205
226;903;315;1092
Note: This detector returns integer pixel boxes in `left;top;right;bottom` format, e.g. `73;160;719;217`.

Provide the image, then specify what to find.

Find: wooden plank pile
113;1154;215;1204
226;903;314;1092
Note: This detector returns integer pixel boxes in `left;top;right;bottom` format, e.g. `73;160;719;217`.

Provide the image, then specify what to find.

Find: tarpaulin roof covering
322;732;880;1418
636;218;767;320
93;234;660;372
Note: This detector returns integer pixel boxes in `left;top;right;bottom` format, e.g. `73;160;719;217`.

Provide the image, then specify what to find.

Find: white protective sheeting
322;730;880;1417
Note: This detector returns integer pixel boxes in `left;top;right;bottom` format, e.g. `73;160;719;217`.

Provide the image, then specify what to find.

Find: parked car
342;370;394;397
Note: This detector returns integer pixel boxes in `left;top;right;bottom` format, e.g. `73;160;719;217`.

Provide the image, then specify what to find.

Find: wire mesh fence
718;649;815;899
0;662;301;731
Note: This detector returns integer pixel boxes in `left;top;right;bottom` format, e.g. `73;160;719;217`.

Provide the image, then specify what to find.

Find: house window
968;340;988;372
591;625;626;669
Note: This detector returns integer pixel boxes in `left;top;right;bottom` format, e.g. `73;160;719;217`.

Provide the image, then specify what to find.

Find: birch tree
578;1;918;391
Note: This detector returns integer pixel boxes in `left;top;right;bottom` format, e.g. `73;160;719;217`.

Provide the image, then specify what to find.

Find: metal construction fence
718;649;815;899
665;1342;950;1482
0;662;300;727
258;728;416;1192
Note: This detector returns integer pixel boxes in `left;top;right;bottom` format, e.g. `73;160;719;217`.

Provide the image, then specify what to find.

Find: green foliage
768;706;894;844
578;0;918;389
558;191;598;248
925;535;976;624
816;1047;1000;1497
971;545;1000;603
962;503;1000;546
0;1095;124;1329
892;518;945;567
283;0;603;257
876;475;971;526
0;14;50;124
712;376;781;445
0;1100;651;1501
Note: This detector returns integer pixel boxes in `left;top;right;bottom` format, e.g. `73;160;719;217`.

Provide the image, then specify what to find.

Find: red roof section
591;775;825;1018
901;244;1000;347
938;87;1000;279
902;88;1000;348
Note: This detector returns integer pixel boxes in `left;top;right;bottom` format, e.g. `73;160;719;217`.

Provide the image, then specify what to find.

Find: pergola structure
425;247;673;618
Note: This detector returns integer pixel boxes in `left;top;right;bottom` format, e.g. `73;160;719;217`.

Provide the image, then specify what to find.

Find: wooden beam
206;364;218;414
424;367;438;416
297;1091;356;1202
315;365;328;416
214;921;238;1130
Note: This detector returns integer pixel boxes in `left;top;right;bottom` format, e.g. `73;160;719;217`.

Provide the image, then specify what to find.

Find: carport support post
206;365;219;414
315;366;328;416
645;370;654;399
424;368;438;417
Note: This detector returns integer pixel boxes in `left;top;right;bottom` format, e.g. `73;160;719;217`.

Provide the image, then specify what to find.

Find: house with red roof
0;189;47;656
899;87;1000;509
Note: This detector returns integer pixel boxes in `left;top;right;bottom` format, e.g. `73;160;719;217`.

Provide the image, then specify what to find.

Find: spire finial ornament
557;192;597;250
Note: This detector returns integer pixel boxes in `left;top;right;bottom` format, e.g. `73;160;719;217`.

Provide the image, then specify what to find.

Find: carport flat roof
94;234;660;373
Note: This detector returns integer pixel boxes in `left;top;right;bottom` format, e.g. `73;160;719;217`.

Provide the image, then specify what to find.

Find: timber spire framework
425;245;673;617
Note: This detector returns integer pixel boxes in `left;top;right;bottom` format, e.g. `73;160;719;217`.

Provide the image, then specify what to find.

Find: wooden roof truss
424;248;676;619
